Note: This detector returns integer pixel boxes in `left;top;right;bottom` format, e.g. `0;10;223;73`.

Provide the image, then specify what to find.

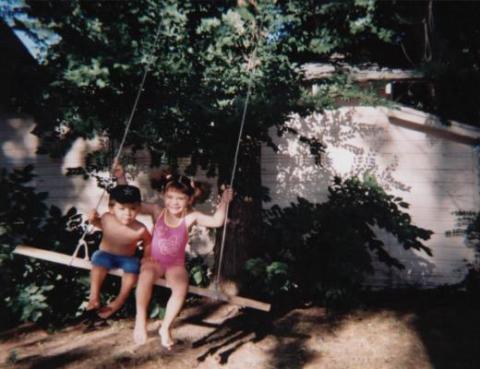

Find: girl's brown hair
150;170;206;204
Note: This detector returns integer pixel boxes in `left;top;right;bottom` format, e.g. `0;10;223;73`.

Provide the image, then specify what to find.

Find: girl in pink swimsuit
131;173;233;348
151;209;189;268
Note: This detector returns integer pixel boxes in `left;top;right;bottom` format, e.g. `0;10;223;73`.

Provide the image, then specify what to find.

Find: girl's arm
139;202;162;219
190;188;233;228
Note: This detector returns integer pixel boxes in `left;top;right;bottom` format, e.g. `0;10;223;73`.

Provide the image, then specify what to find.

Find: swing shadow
191;309;271;365
187;301;356;368
190;306;319;367
187;294;480;368
180;300;231;329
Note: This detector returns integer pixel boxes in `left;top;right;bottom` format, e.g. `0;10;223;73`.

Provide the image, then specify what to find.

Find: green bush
447;210;480;293
448;210;480;253
244;258;295;298
0;165;100;328
243;175;433;308
186;255;210;288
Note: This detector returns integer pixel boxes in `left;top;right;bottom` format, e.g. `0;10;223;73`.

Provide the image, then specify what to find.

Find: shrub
1;166;98;328
243;175;433;308
186;255;210;288
447;210;480;293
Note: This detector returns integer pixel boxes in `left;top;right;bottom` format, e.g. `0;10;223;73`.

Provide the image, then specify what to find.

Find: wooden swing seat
14;245;270;312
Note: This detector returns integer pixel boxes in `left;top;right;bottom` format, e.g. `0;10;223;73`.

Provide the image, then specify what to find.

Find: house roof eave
302;62;424;82
383;105;480;146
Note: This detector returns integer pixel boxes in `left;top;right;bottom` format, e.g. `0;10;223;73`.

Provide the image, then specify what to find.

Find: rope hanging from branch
214;22;262;289
70;21;163;264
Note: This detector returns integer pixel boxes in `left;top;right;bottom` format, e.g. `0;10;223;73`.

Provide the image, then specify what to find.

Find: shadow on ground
3;292;480;369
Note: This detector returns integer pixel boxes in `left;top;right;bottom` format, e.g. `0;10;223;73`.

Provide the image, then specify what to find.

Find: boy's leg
133;261;164;345
88;265;108;310
159;265;189;349
98;272;138;319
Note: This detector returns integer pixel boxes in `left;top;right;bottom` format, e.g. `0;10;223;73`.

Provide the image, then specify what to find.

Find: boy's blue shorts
91;250;140;274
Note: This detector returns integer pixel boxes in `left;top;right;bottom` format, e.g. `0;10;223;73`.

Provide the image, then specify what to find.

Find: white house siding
262;106;480;288
1;116;115;214
3;107;480;288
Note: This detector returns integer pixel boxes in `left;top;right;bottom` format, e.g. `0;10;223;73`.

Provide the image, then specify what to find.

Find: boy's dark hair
108;185;141;206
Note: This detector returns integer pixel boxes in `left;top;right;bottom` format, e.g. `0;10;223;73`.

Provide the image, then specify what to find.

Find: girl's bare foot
133;318;148;345
158;327;174;350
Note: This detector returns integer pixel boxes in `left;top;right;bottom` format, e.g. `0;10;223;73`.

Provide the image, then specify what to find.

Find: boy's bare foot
158;327;174;350
97;300;123;319
86;299;100;311
133;319;148;345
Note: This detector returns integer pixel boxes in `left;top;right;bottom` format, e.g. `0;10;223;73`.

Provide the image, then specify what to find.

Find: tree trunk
213;138;263;283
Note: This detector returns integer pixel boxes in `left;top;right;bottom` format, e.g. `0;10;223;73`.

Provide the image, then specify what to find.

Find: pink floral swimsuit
151;211;188;268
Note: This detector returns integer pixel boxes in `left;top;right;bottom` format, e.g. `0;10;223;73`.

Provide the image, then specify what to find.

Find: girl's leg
133;261;164;345
98;272;138;319
87;265;108;310
159;265;189;349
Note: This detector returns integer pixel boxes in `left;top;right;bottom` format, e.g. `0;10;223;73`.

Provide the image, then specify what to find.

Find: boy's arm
191;188;233;228
88;210;103;229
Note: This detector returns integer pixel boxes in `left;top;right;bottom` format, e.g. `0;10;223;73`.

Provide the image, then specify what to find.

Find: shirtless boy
86;184;152;319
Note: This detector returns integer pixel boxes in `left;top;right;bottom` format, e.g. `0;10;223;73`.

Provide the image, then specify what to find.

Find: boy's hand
88;210;100;224
112;160;126;182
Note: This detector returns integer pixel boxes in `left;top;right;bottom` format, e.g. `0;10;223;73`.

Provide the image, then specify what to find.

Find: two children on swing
87;164;233;349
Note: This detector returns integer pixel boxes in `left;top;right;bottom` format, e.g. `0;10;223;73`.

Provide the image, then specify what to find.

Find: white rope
69;21;163;265
214;40;260;288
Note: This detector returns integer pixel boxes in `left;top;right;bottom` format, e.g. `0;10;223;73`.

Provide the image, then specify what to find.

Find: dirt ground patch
1;298;479;369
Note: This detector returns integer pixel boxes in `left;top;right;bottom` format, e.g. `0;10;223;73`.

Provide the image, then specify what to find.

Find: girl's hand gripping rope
220;187;234;205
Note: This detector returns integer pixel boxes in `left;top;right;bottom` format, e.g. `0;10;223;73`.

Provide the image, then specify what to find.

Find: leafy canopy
10;0;405;174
